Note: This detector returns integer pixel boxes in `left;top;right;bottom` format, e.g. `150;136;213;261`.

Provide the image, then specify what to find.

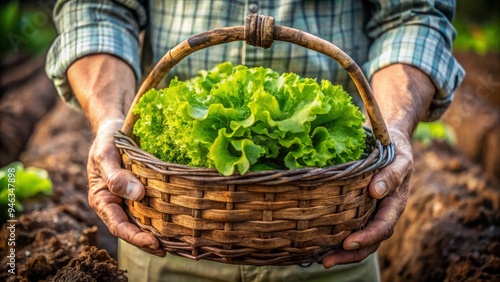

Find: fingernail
126;181;141;201
347;242;360;250
374;181;388;197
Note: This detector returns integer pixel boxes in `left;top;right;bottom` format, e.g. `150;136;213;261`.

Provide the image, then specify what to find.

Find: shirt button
249;3;259;13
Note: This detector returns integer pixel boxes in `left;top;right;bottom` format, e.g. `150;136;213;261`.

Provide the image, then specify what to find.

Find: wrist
87;106;126;134
95;118;125;136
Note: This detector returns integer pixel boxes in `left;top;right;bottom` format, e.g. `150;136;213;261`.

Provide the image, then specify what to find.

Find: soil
442;51;500;182
378;141;500;282
0;51;499;281
0;206;98;282
52;246;127;282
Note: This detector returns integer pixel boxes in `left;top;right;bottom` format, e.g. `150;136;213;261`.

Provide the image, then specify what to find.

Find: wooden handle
122;14;390;146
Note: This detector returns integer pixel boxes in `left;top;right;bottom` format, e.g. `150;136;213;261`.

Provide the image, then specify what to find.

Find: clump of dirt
0;203;126;282
0;206;98;282
378;141;500;282
52;246;127;282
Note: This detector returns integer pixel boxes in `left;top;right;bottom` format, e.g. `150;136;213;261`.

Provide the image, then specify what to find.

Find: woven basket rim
114;127;394;186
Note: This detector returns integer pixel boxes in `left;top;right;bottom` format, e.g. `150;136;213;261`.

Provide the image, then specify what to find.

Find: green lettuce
0;162;53;223
133;62;366;176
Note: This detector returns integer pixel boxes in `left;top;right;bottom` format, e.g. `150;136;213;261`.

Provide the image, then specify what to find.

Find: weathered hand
322;128;412;268
87;119;166;257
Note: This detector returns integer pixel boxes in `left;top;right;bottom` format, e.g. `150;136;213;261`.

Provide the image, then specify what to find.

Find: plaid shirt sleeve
363;0;465;121
45;0;147;109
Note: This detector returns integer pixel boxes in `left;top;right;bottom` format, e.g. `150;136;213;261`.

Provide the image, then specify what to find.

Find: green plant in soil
413;121;457;147
0;162;53;224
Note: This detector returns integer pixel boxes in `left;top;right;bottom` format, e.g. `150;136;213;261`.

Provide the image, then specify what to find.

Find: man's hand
68;54;166;256
87;119;166;256
323;64;435;268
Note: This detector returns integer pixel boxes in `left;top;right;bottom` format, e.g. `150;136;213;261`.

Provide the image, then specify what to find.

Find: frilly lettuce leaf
133;62;366;176
0;162;53;223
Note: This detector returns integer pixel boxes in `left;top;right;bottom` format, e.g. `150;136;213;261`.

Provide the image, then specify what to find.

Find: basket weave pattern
115;14;395;266
115;130;393;266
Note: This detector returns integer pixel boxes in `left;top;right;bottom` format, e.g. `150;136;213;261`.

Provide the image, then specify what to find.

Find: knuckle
108;226;118;237
350;248;374;264
406;157;414;169
381;220;392;237
115;222;128;240
385;159;414;190
94;148;107;164
352;252;365;263
349;253;362;263
92;141;117;164
87;190;102;212
102;211;119;237
371;218;394;241
384;169;404;190
107;171;124;194
88;195;98;211
383;223;395;240
406;166;414;178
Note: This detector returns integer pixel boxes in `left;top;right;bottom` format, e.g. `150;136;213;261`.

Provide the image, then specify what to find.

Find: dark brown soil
52;246;127;282
378;141;500;282
0;206;98;281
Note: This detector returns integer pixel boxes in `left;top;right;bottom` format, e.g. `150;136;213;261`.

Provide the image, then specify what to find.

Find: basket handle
121;14;390;146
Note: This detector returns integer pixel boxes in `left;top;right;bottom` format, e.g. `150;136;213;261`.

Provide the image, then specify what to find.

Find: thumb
104;162;145;201
93;134;145;201
369;132;413;199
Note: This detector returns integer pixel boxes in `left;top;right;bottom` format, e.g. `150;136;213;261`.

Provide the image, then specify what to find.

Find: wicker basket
114;14;394;266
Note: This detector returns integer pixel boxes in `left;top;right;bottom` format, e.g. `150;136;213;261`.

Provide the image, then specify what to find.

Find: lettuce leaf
0;162;53;223
133;62;366;175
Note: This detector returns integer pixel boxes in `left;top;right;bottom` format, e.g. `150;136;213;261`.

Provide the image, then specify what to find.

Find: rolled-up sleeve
364;0;465;121
45;0;147;108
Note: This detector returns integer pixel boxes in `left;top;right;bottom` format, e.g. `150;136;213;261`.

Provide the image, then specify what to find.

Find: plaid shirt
47;0;464;121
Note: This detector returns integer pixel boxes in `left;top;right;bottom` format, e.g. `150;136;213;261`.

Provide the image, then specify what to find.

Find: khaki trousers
118;239;380;282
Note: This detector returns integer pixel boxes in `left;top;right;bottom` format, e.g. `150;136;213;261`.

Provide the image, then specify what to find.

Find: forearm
371;64;435;138
67;54;136;132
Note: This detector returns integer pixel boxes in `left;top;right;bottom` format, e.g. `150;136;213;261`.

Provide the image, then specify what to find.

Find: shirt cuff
363;25;465;121
45;2;143;109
